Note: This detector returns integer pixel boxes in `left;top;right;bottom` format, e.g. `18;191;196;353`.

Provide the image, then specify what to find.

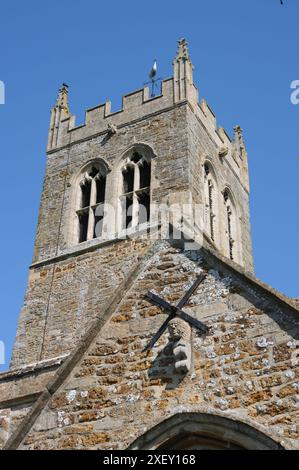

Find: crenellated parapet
47;79;175;152
47;39;248;188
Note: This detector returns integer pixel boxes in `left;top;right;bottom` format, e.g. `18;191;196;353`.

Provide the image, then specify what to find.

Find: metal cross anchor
143;273;209;352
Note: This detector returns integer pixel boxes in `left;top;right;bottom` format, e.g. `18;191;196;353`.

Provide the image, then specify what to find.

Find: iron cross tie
143;272;209;351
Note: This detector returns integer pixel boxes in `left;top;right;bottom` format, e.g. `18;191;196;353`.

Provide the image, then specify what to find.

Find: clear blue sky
0;0;298;372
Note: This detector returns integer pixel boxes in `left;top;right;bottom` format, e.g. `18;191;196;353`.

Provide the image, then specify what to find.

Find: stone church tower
0;40;298;450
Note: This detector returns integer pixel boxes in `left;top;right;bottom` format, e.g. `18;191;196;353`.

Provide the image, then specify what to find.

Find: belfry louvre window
223;188;237;261
204;162;218;242
121;152;151;230
77;165;107;243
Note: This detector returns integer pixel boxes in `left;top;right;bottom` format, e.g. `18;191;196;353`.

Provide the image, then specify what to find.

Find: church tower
12;38;253;368
0;40;298;451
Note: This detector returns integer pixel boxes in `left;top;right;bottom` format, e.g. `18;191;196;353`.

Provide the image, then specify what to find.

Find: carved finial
234;125;245;150
48;83;71;150
55;83;70;117
234;125;243;138
233;125;247;161
233;124;249;190
173;38;196;104
176;38;190;61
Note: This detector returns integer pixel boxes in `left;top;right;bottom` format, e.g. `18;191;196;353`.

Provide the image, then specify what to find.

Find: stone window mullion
87;178;96;240
90;177;97;207
86;207;94;241
208;179;215;241
132;164;140;228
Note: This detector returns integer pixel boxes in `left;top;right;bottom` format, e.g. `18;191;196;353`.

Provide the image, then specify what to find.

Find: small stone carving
168;318;192;374
107;123;117;136
219;146;228;158
176;38;190;61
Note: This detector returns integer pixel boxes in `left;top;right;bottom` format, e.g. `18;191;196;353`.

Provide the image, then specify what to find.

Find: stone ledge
0;355;69;383
31;223;159;269
0;392;41;408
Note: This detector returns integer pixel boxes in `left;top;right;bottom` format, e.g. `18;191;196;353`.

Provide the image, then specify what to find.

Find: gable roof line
4;240;161;450
200;240;299;316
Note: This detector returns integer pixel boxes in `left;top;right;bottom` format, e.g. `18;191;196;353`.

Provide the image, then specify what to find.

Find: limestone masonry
0;39;298;450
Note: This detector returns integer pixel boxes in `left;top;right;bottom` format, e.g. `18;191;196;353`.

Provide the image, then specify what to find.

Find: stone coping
0;355;69;382
30;223;158;269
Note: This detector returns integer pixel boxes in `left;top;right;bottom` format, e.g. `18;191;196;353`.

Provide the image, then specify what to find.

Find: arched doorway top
128;412;284;450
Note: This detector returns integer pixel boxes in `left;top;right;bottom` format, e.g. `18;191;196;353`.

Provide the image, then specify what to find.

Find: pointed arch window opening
80;179;92;209
77;166;107;243
121;152;151;230
204;163;217;243
223;189;236;262
227;206;234;260
208;180;215;241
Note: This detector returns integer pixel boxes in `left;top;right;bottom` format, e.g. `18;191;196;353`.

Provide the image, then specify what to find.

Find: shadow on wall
147;342;186;390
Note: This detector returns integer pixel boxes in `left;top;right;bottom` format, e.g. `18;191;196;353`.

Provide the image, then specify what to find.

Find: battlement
47;38;235;153
47;38;248;192
48;78;176;151
47;76;237;154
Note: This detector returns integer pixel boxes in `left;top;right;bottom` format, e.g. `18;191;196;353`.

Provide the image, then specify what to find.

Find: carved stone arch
222;184;238;210
113;143;157;196
202;158;219;184
221;184;239;225
68;157;111;246
117;142;158;167
70;157;111;187
113;143;157;234
128;412;284;450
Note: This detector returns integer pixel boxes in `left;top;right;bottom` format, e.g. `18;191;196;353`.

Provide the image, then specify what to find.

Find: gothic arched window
204;162;219;243
223;188;238;261
121;151;151;230
76;163;107;243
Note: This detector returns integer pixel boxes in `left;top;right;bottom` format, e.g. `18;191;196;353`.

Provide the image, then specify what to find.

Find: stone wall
0;357;65;448
187;107;253;271
12;101;191;369
11;238;152;369
14;95;253;370
34;104;190;263
5;242;298;450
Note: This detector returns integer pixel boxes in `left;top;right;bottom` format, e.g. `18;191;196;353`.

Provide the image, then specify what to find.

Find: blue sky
0;0;298;372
